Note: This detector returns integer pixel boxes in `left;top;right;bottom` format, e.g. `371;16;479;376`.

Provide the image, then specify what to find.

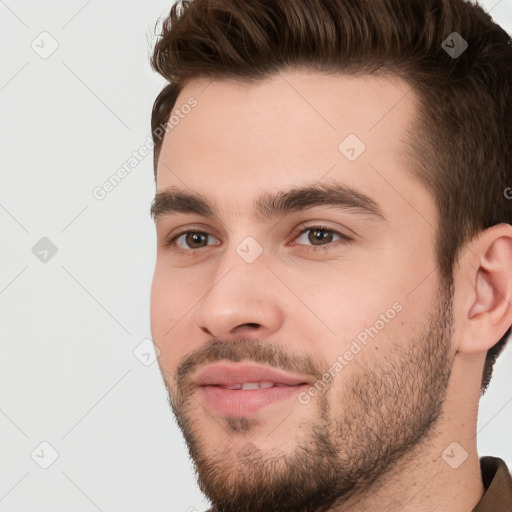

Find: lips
193;363;312;417
193;362;311;388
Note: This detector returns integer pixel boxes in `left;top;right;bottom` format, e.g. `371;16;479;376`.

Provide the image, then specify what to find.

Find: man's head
148;1;512;510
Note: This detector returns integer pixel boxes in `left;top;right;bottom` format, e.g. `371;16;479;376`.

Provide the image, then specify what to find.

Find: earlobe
462;225;512;354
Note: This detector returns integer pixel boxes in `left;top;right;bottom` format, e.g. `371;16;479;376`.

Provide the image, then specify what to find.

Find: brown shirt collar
472;456;512;511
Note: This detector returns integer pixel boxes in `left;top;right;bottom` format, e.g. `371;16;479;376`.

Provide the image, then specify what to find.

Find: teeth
224;381;275;390
241;382;260;390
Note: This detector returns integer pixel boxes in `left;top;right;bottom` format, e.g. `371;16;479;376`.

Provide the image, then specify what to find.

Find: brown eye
166;230;221;251
308;228;336;245
290;224;353;253
183;232;209;249
295;226;344;247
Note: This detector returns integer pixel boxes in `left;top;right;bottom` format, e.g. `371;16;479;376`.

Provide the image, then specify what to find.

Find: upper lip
193;363;312;387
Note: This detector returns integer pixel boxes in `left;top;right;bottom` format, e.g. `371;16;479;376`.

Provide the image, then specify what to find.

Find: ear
455;223;512;355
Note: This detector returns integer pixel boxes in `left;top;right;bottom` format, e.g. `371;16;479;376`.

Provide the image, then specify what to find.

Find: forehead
155;70;430;224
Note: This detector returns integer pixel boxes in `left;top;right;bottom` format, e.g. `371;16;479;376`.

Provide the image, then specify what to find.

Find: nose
193;248;284;339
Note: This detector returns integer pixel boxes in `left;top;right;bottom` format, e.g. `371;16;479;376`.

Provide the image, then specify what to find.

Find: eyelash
164;224;352;256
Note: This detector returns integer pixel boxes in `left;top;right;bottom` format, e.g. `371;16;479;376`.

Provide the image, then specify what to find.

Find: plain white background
0;1;511;511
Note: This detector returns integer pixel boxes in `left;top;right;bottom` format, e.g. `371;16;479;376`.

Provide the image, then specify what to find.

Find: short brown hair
150;0;512;395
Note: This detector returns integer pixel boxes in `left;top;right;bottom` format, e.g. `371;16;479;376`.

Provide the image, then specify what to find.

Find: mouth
193;363;312;417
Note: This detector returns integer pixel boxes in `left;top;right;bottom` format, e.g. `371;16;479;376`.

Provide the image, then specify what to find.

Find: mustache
174;337;324;391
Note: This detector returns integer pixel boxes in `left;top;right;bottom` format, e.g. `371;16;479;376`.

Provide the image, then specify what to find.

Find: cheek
287;262;396;328
151;262;198;315
150;263;205;357
284;258;419;367
150;264;170;336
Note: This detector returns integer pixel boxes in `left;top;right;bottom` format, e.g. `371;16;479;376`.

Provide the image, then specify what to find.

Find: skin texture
150;70;512;512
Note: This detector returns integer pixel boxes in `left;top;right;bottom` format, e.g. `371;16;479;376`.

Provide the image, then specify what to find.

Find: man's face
150;71;456;511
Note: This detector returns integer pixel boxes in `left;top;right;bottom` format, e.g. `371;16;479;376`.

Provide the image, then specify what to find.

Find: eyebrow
150;183;386;223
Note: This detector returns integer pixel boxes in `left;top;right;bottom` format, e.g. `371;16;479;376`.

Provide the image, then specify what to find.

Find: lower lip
199;384;307;417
